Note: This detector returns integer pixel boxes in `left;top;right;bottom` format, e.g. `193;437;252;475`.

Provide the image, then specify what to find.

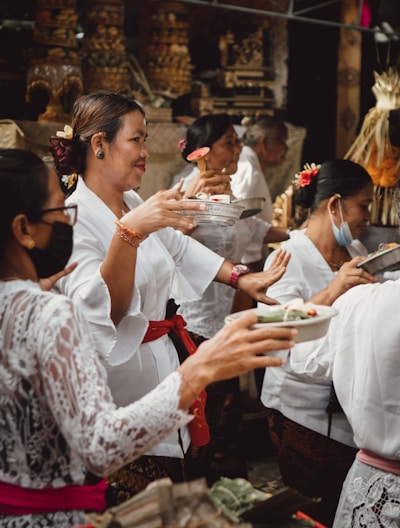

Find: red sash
0;478;107;515
143;314;210;447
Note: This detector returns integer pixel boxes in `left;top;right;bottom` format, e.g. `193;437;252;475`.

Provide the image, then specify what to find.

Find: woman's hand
120;188;208;235
310;256;378;305
328;256;378;298
182;169;232;198
39;261;78;291
237;249;291;305
177;310;296;408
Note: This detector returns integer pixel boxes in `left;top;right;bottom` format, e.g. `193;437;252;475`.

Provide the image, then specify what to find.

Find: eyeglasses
27;204;78;226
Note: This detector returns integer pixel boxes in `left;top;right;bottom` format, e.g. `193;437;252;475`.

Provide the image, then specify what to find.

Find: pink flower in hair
177;138;188;152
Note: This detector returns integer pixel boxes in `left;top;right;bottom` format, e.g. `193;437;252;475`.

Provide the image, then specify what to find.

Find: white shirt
232;145;274;223
290;278;400;460
172;167;269;338
59;177;224;458
259;230;368;446
230;146;274;262
0;280;191;528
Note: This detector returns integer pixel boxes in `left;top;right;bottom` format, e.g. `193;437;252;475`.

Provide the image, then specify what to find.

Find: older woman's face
205;125;242;175
102;110;149;192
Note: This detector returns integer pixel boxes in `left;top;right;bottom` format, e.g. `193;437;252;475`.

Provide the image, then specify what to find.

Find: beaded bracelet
115;220;143;248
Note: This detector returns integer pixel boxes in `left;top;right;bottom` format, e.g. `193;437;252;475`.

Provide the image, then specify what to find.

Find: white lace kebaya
0;280;190;528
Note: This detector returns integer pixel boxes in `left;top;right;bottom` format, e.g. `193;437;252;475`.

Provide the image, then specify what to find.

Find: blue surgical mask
328;199;353;247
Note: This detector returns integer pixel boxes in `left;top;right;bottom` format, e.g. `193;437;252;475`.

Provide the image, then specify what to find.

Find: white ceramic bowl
176;199;245;226
225;305;338;343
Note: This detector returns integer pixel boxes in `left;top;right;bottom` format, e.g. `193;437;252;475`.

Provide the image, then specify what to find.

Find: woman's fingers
182;170;232;197
196;312;296;380
267;248;290;270
39;261;78;291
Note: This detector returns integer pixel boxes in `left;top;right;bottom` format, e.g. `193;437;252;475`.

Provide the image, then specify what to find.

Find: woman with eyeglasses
48;90;293;505
0;148;298;527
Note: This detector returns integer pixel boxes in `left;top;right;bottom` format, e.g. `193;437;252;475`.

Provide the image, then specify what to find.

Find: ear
11;214;35;250
90;132;105;152
327;194;341;214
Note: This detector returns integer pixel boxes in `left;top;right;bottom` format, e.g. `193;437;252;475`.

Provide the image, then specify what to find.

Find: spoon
187;146;210;172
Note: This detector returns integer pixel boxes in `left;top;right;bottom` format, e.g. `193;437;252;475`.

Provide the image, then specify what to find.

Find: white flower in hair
56;125;73;140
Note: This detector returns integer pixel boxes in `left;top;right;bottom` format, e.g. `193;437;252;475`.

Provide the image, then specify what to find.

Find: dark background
0;0;398;164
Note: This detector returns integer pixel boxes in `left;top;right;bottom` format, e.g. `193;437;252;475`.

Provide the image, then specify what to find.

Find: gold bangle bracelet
115;220;143;248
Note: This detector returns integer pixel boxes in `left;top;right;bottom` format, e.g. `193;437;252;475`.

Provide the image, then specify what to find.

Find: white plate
176;199;245;226
225;305;338;343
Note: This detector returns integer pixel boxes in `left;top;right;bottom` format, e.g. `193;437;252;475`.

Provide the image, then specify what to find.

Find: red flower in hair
293;163;321;188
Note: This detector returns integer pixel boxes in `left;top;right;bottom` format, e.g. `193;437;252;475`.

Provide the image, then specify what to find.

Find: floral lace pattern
0;282;190;527
334;461;400;527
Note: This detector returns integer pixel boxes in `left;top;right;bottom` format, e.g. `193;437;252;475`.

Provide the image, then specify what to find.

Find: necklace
305;232;347;271
325;248;346;271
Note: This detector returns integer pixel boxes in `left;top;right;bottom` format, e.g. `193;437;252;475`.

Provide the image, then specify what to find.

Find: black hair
50;90;145;193
295;159;372;211
0;149;48;259
181;113;233;162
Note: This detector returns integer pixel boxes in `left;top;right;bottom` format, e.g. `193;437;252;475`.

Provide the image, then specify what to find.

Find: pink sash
357;449;400;476
0;478;107;515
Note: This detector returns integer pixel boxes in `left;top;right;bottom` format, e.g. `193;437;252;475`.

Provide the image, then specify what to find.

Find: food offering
356;242;400;275
186;146;209;172
345;68;400;227
176;146;244;225
225;299;338;343
176;196;244;226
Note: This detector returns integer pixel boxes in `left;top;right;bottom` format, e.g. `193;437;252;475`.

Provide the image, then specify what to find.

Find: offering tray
233;196;265;219
225;303;338;343
176;199;245;226
356;243;400;274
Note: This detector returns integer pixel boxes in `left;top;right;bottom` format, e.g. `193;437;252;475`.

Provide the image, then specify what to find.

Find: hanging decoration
345;67;400;226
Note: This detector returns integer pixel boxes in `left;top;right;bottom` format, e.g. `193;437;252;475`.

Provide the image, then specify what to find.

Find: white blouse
259;230;368;446
291;278;400;461
59;177;224;458
173;166;269;338
0;280;191;528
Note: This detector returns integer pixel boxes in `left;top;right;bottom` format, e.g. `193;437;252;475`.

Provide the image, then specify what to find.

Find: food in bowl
225;299;338;343
356;243;400;274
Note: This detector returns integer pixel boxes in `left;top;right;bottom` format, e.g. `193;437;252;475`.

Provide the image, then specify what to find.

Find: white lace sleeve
36;295;191;476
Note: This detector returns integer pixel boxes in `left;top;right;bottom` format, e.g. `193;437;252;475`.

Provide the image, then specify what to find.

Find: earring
26;239;35;250
96;149;105;159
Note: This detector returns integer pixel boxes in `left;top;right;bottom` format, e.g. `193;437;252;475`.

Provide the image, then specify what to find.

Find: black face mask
28;221;73;279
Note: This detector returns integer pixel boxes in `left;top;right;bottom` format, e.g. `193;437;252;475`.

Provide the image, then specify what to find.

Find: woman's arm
213;248;291;305
307;256;378;306
41;298;295;476
100;189;207;324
